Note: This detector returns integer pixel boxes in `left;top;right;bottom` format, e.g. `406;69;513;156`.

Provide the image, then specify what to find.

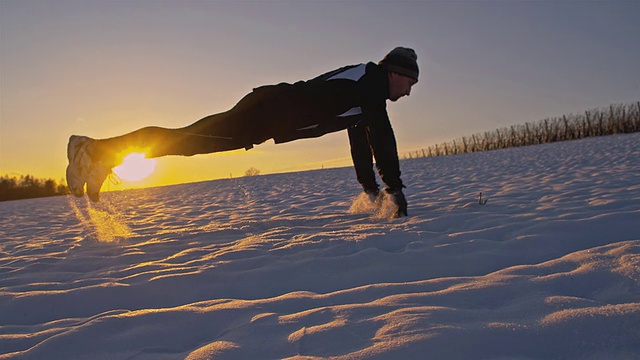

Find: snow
1;133;639;360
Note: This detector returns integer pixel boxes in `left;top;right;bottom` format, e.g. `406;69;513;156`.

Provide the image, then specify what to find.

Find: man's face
388;72;417;102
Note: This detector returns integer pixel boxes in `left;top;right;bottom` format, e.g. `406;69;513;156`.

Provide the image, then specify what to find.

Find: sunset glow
1;2;637;188
113;153;156;182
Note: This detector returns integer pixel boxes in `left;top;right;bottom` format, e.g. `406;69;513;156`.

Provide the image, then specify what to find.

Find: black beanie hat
379;47;419;82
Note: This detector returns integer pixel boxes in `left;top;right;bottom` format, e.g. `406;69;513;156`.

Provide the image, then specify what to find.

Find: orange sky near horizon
1;1;639;191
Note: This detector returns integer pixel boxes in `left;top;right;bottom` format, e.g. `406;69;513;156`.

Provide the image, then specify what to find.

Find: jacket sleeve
347;125;378;193
363;102;404;191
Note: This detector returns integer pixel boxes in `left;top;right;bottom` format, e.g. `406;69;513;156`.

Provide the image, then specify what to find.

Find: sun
113;153;156;181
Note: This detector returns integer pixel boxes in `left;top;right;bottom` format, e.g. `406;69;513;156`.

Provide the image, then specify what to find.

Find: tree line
402;102;640;159
0;175;68;201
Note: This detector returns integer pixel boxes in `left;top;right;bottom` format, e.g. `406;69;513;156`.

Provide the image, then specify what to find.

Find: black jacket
247;62;403;191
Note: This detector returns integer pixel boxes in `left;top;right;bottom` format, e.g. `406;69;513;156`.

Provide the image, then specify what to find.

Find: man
66;47;418;216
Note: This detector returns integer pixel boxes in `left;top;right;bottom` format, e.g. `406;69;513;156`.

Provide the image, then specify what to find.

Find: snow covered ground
1;133;639;360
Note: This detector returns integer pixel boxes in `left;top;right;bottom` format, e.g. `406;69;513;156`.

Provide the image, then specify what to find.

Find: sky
1;0;639;190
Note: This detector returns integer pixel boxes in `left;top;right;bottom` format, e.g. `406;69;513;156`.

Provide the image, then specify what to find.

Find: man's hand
386;188;408;217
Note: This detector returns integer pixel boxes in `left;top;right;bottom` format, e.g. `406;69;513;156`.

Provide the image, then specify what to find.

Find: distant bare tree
244;167;261;177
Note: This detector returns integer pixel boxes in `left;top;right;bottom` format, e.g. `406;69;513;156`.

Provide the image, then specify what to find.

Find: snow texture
1;133;639;359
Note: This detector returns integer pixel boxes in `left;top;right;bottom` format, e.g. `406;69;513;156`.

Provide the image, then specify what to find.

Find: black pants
96;86;285;163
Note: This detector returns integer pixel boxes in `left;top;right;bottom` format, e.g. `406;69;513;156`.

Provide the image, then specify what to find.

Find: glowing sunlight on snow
113;153;156;181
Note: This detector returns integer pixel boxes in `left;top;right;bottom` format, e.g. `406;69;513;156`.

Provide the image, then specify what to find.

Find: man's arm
363;103;408;217
364;106;404;191
347;125;379;194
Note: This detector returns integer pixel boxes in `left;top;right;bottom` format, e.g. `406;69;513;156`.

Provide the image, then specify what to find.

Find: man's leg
89;113;252;166
67;88;276;201
90;85;280;165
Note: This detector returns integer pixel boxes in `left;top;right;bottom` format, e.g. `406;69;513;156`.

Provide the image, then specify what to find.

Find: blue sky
1;1;639;187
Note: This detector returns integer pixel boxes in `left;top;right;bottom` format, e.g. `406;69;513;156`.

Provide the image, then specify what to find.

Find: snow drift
1;134;639;359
